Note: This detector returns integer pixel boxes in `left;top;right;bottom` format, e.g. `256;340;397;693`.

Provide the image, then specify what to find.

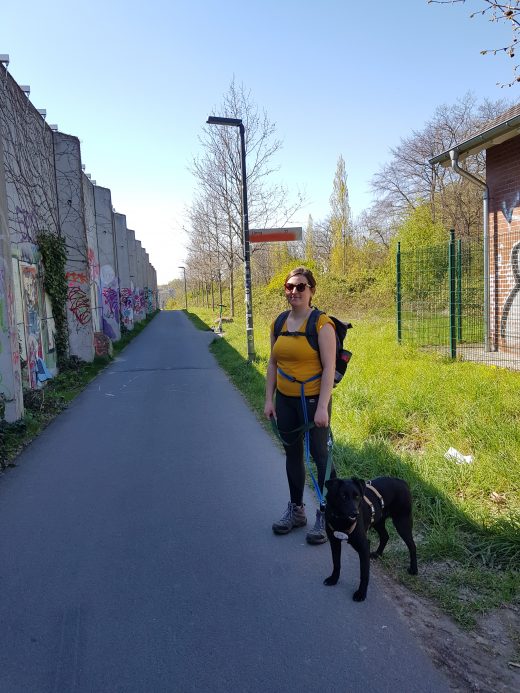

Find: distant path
0;311;450;692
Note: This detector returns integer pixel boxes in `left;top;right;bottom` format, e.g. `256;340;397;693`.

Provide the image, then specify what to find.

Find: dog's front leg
352;539;370;602
323;533;341;586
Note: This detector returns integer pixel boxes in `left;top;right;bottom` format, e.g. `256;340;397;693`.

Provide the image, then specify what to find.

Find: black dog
323;477;418;601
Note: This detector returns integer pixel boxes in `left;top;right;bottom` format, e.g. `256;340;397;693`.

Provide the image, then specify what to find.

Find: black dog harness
328;482;385;542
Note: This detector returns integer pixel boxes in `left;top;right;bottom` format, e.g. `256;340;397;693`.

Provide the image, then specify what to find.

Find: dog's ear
352;477;366;495
325;478;341;492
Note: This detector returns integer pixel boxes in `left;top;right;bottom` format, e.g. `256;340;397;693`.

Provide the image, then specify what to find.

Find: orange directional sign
249;227;302;243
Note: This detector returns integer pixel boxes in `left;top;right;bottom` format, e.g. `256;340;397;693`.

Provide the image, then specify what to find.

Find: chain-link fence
397;229;520;370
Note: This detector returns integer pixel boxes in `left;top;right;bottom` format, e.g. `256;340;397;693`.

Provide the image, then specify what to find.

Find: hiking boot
306;509;328;545
272;502;307;535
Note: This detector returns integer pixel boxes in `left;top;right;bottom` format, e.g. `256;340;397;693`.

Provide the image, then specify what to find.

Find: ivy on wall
37;232;69;367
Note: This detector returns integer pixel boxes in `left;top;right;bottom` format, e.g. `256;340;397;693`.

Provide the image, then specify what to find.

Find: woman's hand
314;404;329;428
264;401;276;420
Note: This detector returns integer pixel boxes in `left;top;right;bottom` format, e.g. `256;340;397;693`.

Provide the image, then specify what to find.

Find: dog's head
325;477;366;527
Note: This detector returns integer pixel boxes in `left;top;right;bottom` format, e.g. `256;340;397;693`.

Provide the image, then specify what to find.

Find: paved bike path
0;311;450;692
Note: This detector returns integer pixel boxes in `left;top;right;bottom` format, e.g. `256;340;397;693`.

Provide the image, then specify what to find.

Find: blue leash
274;368;333;507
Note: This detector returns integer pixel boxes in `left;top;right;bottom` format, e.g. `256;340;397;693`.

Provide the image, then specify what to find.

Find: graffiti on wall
21;264;42;389
133;289;145;318
120;287;134;328
66;269;92;329
499;193;520;347
500;242;520;345
0;258;22;406
100;264;120;340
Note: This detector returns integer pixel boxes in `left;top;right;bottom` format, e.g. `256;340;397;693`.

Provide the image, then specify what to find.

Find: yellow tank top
271;313;335;396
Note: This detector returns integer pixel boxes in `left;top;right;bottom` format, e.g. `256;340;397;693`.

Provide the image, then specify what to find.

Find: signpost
249;227;303;243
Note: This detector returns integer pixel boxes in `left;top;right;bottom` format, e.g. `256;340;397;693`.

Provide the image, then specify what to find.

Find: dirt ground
375;565;520;692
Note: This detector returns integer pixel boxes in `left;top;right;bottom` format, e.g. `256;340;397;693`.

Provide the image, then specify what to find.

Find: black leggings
275;390;336;508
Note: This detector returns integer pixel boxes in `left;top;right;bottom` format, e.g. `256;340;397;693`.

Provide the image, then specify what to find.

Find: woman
264;267;337;544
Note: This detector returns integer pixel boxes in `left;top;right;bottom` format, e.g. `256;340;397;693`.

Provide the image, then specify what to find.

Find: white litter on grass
444;447;473;465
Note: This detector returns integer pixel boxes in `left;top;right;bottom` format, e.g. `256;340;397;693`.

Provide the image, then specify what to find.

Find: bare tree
429;0;520;86
371;93;511;238
190;79;305;311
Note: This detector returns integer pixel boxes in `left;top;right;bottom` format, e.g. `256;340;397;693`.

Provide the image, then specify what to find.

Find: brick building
430;103;520;359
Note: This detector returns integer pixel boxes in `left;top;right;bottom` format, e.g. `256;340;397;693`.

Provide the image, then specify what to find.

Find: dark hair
285;266;316;288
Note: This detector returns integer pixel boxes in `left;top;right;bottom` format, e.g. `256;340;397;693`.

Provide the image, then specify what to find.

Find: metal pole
239;123;255;361
396;242;402;343
182;267;187;310
457;238;462;342
449;230;456;359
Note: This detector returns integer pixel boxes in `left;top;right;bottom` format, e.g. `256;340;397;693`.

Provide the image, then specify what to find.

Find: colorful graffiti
21;264;43;389
66;271;88;285
134;289;145;317
0;258;22;416
120;287;134;328
100;264;120;341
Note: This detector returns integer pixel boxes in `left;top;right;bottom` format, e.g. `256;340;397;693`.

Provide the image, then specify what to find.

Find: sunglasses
284;282;310;293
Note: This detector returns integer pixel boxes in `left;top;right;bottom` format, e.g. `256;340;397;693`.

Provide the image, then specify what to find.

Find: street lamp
178;266;188;311
206;115;255;361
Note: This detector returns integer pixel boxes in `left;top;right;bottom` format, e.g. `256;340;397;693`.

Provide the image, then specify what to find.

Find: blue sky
1;0;517;283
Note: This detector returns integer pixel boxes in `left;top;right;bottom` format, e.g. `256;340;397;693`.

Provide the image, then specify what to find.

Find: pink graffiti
102;286;119;319
87;248;100;280
67;286;91;326
133;291;145;314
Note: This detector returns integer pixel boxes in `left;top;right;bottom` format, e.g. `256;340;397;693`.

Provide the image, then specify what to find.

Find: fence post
457;238;462;342
396;241;402;343
449;230;457;359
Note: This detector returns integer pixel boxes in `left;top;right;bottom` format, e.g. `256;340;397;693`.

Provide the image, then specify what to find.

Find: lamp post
206;115;255;361
178;266;187;311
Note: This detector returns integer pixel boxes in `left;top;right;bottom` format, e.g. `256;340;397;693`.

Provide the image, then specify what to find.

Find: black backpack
273;308;353;386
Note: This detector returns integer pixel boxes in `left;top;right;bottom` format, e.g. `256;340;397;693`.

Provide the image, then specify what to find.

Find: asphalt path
0;311;450;692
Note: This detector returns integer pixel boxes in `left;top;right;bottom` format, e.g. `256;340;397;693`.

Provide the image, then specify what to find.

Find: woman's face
285;274;314;308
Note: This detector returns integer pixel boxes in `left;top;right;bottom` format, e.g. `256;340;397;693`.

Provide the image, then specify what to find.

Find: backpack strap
273;310;291;340
305;307;322;352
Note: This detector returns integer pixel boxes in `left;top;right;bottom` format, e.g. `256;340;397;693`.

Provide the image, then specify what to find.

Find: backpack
273;308;353;386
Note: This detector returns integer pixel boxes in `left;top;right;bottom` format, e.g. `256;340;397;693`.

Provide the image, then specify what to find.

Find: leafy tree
329;155;353;274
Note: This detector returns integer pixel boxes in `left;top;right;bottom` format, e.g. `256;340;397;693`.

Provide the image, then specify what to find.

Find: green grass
187;305;520;628
0;312;159;468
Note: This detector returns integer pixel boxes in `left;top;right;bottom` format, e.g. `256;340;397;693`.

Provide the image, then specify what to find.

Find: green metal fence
396;230;520;370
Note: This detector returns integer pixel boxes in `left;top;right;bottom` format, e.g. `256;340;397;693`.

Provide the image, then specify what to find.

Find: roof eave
429;114;520;167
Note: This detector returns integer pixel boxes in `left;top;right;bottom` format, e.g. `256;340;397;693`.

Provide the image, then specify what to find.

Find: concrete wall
114;213;133;330
54;132;95;362
0;70;59;390
82;174;102;334
94;186;121;342
134;239;145;322
0;89;23;421
0;65;157;420
487;135;520;352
